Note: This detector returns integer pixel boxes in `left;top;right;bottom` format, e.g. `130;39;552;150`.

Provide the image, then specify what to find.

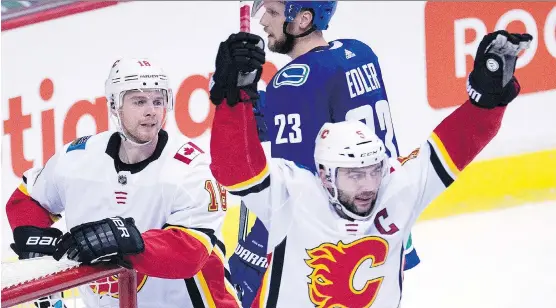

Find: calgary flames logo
89;272;148;298
397;148;420;166
305;237;389;308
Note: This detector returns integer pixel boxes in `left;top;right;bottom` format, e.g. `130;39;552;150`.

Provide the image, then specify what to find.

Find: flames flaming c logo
305;237;389;308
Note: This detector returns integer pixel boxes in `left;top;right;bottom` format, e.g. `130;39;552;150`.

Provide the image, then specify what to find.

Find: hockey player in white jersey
208;30;532;307
6;58;240;307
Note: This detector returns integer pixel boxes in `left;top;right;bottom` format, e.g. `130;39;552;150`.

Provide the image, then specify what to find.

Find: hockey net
1;257;137;308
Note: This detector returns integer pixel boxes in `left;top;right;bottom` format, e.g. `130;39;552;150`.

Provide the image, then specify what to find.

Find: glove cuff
12;226;63;259
239;87;260;103
109;217;145;255
467;74;519;109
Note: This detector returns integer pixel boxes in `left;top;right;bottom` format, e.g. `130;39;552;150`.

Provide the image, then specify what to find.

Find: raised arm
208;33;290;227
403;30;533;218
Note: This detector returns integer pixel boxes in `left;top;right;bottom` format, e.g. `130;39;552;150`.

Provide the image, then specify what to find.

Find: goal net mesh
1;257;137;308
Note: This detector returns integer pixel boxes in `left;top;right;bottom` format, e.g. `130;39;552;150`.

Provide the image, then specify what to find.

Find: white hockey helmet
105;58;174;144
314;120;387;220
105;58;174;111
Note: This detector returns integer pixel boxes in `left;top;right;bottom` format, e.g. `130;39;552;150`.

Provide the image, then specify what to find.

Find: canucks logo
273;64;310;88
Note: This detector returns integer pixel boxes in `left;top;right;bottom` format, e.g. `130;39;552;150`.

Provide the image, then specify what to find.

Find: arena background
1;1;555;306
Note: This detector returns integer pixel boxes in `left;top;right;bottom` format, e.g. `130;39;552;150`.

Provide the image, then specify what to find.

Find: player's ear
298;9;314;31
318;169;331;188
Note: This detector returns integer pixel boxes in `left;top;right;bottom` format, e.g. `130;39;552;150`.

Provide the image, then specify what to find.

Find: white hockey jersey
235;144;442;308
15;130;240;308
209;99;506;308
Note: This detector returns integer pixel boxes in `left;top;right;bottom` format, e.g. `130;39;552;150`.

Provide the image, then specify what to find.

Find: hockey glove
10;226;67;308
53;216;144;266
10;226;63;260
467;30;533;109
209;32;265;107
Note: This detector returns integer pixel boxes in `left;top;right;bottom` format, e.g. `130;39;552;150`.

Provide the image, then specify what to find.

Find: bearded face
334;163;384;217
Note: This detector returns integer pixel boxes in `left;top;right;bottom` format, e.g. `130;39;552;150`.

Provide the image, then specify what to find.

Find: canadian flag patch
174;141;204;164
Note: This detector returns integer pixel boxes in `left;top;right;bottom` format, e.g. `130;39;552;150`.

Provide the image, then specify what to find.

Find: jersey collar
105;129;169;174
309;43;332;53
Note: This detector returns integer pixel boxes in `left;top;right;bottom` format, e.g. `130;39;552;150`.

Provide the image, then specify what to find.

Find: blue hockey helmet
252;1;337;30
284;1;337;30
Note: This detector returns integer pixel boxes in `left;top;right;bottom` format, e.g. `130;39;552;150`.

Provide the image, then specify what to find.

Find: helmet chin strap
333;199;374;221
283;22;316;39
332;197;373;221
275;22;317;55
324;162;389;221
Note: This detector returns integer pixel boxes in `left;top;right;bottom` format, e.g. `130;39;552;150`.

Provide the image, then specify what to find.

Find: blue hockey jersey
229;39;419;307
265;39;400;169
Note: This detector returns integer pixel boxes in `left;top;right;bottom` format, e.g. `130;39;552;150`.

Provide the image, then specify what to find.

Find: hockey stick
240;1;251;33
237;0;251;242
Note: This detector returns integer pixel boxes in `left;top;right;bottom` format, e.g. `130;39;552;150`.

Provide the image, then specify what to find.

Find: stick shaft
240;3;250;32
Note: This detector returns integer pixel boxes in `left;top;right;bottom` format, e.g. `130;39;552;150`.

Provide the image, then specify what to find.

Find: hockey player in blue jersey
219;1;419;305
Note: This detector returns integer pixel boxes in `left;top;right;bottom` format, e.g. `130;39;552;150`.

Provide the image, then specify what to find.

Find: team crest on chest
305;237;389;308
273;63;310;88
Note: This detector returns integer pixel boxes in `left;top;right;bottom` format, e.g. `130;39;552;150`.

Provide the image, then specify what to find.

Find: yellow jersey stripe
49;214;62;223
196;271;216;307
258;261;272;308
164;226;213;254
430;132;460;176
210;246;241;305
18;183;29;196
225;280;241;306
226;163;269;190
213;246;226;264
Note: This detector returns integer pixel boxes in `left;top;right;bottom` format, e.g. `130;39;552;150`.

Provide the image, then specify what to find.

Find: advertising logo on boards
425;2;556;109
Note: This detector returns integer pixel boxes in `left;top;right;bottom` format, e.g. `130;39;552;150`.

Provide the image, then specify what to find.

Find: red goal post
1;257;137;308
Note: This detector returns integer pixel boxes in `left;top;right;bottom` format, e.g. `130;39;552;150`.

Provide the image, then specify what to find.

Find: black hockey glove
10;226;63;260
53;216;144;266
467;30;533;109
11;226;67;308
209;32;265;107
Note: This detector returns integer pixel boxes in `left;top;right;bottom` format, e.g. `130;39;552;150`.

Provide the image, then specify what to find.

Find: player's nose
143;102;156;115
260;13;269;27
